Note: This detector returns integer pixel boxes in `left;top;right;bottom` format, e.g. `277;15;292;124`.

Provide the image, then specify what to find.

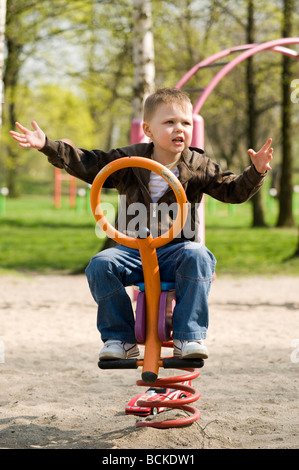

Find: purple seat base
135;288;176;343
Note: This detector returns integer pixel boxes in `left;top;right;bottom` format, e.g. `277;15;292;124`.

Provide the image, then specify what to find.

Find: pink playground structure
130;38;299;243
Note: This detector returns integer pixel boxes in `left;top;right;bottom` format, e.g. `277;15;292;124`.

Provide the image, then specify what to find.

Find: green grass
0;193;116;274
205;198;299;276
0;193;298;276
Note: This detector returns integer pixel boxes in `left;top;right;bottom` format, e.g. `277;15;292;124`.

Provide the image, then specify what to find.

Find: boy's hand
9;121;46;150
248;138;273;173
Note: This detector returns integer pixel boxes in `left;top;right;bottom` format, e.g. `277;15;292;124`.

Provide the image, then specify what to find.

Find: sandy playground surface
0;273;298;450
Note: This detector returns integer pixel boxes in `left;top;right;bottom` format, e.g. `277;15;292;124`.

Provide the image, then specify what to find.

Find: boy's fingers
31;121;40;131
15;121;28;134
9;131;20;139
261;138;272;151
9;130;25;140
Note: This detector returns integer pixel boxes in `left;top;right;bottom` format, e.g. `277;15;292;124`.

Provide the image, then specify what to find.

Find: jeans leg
85;246;143;343
158;242;216;341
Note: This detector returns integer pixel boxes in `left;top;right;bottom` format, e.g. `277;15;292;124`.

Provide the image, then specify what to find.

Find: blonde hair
143;88;192;121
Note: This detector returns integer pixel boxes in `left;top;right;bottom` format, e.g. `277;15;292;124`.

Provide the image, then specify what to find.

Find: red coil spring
135;367;201;429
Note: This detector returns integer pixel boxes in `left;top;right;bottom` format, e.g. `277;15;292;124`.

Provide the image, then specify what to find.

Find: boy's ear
142;122;152;138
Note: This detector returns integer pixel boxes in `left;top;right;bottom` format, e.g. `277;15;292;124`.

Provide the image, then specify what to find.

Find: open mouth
173;136;184;143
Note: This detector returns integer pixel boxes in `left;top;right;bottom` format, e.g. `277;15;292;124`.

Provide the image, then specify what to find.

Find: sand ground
0;274;298;449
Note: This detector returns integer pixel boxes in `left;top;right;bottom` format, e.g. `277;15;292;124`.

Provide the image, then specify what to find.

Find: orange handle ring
90;156;188;249
90;156;188;383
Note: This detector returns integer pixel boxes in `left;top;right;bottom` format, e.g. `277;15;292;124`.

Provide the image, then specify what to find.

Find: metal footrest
98;359;138;369
162;357;204;369
98;357;204;370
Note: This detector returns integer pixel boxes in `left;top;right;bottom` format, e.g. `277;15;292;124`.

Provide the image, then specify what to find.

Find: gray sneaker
99;340;140;360
173;340;208;359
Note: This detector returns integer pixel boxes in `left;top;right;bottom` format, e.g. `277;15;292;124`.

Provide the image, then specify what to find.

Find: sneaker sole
174;351;208;360
99;350;140;361
187;352;208;359
99;353;125;360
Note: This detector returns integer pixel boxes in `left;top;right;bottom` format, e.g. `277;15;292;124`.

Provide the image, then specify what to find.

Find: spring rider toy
90;156;204;428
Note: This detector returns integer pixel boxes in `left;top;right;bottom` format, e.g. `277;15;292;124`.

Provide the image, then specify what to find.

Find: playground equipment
90;156;204;429
54;168;76;209
54;139;77;209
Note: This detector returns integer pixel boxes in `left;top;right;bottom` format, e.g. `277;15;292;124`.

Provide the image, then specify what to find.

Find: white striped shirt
149;160;180;203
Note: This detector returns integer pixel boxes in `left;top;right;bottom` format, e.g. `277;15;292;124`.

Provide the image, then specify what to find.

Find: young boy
10;88;273;361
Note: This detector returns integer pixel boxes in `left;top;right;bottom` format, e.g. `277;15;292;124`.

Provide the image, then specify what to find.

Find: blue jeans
85;241;216;343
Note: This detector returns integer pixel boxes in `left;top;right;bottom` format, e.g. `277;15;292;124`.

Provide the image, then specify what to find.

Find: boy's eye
164;120;191;125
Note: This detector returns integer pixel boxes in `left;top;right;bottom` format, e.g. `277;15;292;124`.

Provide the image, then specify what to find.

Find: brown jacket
40;138;267;242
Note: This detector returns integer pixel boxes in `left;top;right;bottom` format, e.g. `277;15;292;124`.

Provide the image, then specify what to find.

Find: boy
10;88;273;361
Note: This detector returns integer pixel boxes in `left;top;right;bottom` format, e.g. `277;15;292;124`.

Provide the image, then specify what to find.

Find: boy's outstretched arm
9;121;46;150
248;138;273;173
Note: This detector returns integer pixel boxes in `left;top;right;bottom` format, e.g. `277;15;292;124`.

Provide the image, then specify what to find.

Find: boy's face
143;102;193;163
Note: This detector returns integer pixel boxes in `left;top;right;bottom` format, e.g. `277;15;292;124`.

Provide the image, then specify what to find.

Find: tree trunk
132;0;155;120
102;0;155;251
3;35;22;197
293;228;299;256
246;0;266;227
277;0;295;227
0;0;7;135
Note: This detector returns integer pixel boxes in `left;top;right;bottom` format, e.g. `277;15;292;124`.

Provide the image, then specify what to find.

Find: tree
3;0;26;196
0;0;7;136
102;0;155;251
132;0;155;121
277;0;295;227
246;0;266;226
3;0;80;196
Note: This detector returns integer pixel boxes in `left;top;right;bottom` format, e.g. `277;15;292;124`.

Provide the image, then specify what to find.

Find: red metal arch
175;38;299;114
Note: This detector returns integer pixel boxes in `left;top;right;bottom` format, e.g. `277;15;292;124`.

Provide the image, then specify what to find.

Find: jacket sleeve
201;156;267;204
39;137;124;185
